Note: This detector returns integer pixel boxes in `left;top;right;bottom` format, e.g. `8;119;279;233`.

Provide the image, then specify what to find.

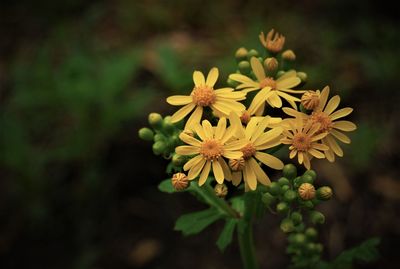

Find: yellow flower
167;67;246;130
281;118;329;170
259;29;285;53
175;116;247;186
283;86;357;162
228;114;284;191
229;57;303;115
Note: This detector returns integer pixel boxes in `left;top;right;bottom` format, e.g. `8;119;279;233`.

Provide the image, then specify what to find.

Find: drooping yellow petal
186;106;203;129
193;123;207;140
176;145;200;156
229;73;256;85
303;154;311;170
206;67;219;87
219;158;232;181
282;107;303;118
171;103;196;123
212;160;225;184
202;120;214;137
308;148;325;159
250;57;266;82
317;86;330;111
329;107;353;121
244;162;257;190
276;91;299;109
311;132;328;142
324;95;341;115
248;157;271;186
166;95;193;106
289;149;297;159
232;171;242;186
183;155;203;171
325;149;335;162
298;151;304;164
179;132;202;147
247;87;272;115
312;143;329;151
215;117;227;140
198;161;211;186
188;158;206;179
254;152;284;169
229;112;245;138
267;92;282;108
193;71;205;86
325;135;343;157
332;120;357;131
331;129;351;144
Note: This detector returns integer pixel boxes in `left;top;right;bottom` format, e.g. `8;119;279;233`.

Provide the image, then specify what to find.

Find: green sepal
216;218;238;252
174;208;222;236
158;179;176;193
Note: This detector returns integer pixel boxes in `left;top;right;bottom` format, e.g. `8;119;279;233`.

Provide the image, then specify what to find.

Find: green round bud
227;78;239;88
301;174;314;184
284;190;297;202
280;218;295;233
293;233;306;245
152;141;166;155
138;127;154;141
154;133;166;142
235;47;248;61
281;185;290;193
172;154;185;166
268;182;281;196
317;186;333;200
305;228;318;240
306;243;317;252
310;211;325;225
278;177;290;186
282;50;296;61
276;202;289;214
283;164;297;180
162;116;175;133
262;193;276;206
148;113;163;129
303;170;317;181
301;200;314;209
276;70;285;78
297;72;308;82
293;176;303;188
315;243;323;253
238;61;251;74
247;49;259;59
290;212;303;224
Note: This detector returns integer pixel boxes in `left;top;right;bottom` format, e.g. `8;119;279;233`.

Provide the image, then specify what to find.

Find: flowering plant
139;29;379;269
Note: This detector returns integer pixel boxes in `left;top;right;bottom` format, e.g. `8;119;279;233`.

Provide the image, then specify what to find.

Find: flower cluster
140;29;356;191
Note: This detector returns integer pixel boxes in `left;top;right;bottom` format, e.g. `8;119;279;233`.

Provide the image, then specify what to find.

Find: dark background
0;0;399;268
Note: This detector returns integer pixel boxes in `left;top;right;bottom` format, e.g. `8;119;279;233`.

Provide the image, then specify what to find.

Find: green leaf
158;179;175;193
216;219;237;252
174;208;222;236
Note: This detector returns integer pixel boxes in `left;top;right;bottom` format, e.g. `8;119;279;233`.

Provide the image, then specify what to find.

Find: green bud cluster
139;113;186;171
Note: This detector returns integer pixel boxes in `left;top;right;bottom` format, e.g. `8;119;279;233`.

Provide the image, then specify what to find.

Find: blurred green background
0;0;399;268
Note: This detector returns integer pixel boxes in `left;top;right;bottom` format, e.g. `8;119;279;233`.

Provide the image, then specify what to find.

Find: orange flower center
200;139;223;161
310;111;332;133
240;111;251;125
292;133;311;152
241;143;257;160
259;77;277;90
191;86;216;107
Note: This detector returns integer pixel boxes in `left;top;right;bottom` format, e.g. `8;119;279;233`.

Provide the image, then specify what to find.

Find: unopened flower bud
309;210;325;225
303;170;317;181
152;141;166;155
235;47;248;61
284;190;297;202
262;192;276;206
268;182;281;196
138;127;154;141
301;91;320;110
229;157;245;171
148;113;163;129
238;61;251;74
317;186;333;200
259;29;285;53
264;57;278;72
162;116;175;133
227;78;239;88
247;49;259;59
172;154;185;166
280;218;295;233
283;164;297;179
171;172;189;191
298;183;316;200
293;233;306;245
291;212;303;224
305;227;318;240
276;202;289;214
214;183;228;198
276;70;285;78
297;72;308;83
282;49;296;61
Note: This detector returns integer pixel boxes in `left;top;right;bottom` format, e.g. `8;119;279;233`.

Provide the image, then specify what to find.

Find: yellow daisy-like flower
229;114;284;191
229;57;303;115
175;116;247;186
283;86;357;162
167;67;246;130
281;118;329;170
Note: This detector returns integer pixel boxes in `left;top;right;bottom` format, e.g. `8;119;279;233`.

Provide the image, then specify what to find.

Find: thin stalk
238;220;259;269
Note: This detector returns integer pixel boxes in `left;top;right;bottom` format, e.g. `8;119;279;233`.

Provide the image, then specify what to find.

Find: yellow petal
179;132;202;147
220;126;235;144
276;91;299;109
183;155;203;171
308;148;325;159
193;71;205;86
198;161;211;186
247;87;271;115
229;73;255;84
298;151;304;164
185;106;203;130
176;145;200;156
244;162;257;190
303;154;311;170
223;150;243;159
219;158;232;181
166;95;193;106
249;157;271;186
212;101;245;116
202;120;214;137
331;129;351;144
215;88;246;99
254;152;284;169
250;57;265;81
224;139;248;151
289;149;297;159
214;117;227;140
332;120;357;131
277;70;296;80
193;123;207;140
326;136;344;157
188;158;206;179
229;111;245;138
317;86;330;111
282;107;303;118
212;160;225;184
232;171;242;186
324;95;340;115
253;127;283;147
311;132;328;142
245;118;259;140
250;116;270;141
276;77;301;89
325;149;335;162
206;67;219;87
312;143;329;151
171;103;196;123
267;93;282;108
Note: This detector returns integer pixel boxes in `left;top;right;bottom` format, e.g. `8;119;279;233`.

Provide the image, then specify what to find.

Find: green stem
190;182;239;218
238;220;259;269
